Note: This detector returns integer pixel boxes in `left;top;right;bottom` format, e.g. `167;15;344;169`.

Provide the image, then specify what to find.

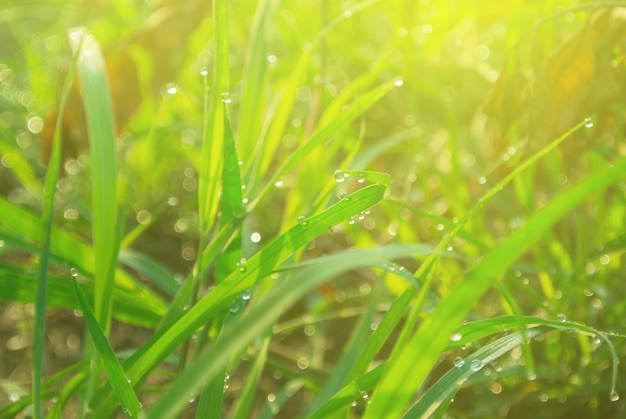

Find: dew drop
274;180;284;188
339;191;348;199
166;83;177;95
348;216;356;225
393;77;404;87
454;357;465;368
610;390;620;402
334;170;347;183
584;118;593;128
221;92;232;103
360;390;370;404
70;268;78;278
357;173;365;183
450;332;462;342
200;69;208;76
237;259;247;272
298;215;308;226
557;313;567;322
250;232;261;243
469;359;483;372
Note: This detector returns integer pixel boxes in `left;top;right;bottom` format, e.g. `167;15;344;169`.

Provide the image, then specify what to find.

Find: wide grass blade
364;155;626;418
145;244;433;418
73;279;144;418
69;27;118;332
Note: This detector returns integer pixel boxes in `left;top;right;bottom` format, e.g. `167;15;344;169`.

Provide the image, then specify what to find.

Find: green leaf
74;279;144;418
69;27;118;332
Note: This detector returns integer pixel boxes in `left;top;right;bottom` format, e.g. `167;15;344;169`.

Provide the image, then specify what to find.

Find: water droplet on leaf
334;170;347;183
469;359;483;372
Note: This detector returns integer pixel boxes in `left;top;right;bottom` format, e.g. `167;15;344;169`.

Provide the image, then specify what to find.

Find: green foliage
1;0;625;418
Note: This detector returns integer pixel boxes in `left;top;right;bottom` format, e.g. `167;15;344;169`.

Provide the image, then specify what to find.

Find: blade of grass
32;31;81;418
69;27;118;413
145;244;433;418
69;27;118;333
364;155;626;418
402;327;548;419
230;334;272;418
305;279;383;416
73;279;143;418
236;0;276;165
193;104;243;419
198;0;229;233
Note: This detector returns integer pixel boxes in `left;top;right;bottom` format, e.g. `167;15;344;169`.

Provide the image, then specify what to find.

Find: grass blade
198;0;229;232
73;279;144;418
403;327;549;419
69;28;118;332
32;31;81;418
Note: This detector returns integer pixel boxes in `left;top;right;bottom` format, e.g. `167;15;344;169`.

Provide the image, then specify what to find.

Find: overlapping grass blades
365;154;626;417
93;182;390;416
145;244;433;418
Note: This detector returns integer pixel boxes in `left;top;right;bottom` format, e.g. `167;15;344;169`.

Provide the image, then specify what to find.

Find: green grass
1;0;625;418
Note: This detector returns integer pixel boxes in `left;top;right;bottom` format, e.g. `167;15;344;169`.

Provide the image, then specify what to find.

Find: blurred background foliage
1;0;625;417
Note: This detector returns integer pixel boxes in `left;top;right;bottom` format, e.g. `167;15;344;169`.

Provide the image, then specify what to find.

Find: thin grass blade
73;279;143;418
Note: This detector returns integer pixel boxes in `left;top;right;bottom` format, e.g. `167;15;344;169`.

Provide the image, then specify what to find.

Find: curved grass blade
118;250;179;298
403;327;549;419
145;244;433;418
73;279;143;418
406;315;623;418
364;156;626;418
69;27;118;332
32;31;81;418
